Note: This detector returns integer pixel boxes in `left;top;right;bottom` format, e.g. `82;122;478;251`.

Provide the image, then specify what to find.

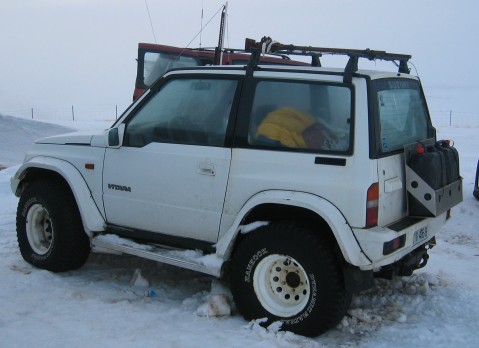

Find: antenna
199;1;204;48
215;2;228;65
144;0;157;43
181;5;224;50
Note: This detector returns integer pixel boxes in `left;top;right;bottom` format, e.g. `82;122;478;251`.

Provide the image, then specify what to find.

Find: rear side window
247;80;353;154
374;79;429;153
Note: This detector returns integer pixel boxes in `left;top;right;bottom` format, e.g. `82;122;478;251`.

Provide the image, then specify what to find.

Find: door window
124;78;238;147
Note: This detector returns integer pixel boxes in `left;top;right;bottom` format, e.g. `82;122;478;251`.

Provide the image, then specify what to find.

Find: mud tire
230;221;351;337
16;180;91;272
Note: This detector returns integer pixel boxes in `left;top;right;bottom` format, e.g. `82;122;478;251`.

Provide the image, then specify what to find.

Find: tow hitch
375;237;436;279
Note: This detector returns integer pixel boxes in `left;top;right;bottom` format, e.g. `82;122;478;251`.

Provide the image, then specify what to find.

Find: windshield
373;79;430;154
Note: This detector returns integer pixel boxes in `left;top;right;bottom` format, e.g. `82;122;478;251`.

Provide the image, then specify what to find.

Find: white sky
1;0;478;117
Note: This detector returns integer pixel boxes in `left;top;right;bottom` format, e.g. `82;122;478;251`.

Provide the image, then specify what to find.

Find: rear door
372;78;433;226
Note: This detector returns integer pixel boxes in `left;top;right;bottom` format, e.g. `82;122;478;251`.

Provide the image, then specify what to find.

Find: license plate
413;226;429;245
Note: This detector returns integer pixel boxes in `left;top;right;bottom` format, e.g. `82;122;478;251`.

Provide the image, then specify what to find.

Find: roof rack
181;46;293;65
245;37;412;83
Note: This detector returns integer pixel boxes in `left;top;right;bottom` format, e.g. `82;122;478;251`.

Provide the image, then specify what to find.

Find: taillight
366;183;379;227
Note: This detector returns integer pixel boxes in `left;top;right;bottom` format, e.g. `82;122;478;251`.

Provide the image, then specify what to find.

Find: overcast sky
1;0;478;119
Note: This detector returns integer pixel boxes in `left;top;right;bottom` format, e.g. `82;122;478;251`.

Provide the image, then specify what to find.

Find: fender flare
11;156;105;236
216;190;371;267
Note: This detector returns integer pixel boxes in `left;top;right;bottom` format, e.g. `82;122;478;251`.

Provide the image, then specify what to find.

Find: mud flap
343;266;374;293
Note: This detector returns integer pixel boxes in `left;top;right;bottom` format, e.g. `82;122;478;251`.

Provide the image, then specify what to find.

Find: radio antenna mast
144;0;157;43
199;1;204;48
214;2;228;65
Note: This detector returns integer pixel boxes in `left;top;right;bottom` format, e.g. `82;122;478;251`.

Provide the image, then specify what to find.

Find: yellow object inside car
255;107;315;148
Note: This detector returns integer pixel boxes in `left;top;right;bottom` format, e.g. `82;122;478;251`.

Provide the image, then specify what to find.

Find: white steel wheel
253;254;310;317
25;203;53;255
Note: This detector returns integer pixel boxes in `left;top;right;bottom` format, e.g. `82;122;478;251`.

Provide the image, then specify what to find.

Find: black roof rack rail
245;37;412;82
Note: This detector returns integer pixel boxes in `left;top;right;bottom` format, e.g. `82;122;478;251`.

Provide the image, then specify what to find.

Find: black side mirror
108;128;119;147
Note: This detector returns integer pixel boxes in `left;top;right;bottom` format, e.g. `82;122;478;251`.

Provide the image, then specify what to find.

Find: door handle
384;177;403;193
197;162;216;176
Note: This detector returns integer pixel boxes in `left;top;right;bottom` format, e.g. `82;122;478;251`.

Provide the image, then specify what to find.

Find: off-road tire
16;179;91;272
230;221;351;337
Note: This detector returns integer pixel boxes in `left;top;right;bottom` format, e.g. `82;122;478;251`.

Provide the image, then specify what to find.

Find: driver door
103;76;240;242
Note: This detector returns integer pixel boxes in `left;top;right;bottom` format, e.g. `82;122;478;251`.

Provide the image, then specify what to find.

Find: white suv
11;39;462;337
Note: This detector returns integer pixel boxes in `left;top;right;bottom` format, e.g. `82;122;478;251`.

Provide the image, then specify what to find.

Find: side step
91;234;222;277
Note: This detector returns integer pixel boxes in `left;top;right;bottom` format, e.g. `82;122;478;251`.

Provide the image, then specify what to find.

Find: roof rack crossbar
245;37;412;79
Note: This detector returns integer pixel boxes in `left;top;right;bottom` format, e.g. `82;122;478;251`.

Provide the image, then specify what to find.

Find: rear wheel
230;221;351;337
16;179;91;272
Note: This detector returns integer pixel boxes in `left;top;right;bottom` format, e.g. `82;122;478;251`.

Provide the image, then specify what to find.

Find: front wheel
230;221;351;337
16;179;91;272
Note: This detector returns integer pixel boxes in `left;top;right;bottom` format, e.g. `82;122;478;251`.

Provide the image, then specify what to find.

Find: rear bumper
352;212;447;270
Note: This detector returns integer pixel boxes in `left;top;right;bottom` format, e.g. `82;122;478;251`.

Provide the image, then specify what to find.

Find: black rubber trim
387;217;423;232
315;157;346;166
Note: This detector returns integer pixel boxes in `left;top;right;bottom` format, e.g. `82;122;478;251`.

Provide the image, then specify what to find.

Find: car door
103;75;241;242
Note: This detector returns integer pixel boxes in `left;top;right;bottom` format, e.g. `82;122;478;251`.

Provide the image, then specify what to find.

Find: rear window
247;80;353;154
374;79;429;154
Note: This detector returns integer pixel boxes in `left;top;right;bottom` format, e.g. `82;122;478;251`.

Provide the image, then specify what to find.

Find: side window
248;80;352;153
125;78;238;147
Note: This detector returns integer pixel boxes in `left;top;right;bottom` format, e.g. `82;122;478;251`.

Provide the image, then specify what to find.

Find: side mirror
108;128;119;146
107;124;125;148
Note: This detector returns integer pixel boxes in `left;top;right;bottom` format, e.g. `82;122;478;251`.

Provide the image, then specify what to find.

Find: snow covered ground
0;113;478;347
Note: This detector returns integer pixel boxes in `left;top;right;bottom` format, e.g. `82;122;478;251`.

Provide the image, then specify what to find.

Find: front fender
11;156;105;236
216;190;371;267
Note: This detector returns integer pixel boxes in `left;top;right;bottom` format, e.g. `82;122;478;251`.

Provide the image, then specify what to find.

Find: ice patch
94;234;154;251
164;249;223;275
196;294;231;317
129;268;150;288
246;318;319;347
196;280;233;317
237;221;269;234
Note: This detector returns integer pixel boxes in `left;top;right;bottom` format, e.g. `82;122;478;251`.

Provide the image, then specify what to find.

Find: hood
35;130;107;146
